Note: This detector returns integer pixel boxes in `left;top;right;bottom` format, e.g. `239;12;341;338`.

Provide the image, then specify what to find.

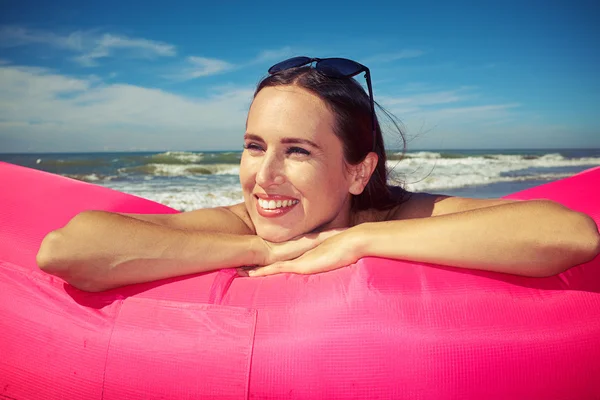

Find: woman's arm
115;203;255;233
246;199;600;277
37;206;341;291
356;199;600;277
36;209;263;292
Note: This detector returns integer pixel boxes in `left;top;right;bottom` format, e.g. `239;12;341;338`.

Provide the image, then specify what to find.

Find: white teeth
258;198;298;210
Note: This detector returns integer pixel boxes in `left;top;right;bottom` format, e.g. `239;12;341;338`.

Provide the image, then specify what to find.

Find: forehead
247;86;336;140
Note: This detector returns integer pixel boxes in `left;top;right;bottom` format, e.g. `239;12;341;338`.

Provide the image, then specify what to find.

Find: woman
36;57;600;292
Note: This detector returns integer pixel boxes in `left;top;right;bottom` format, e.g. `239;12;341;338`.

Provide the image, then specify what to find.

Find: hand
243;229;362;277
264;229;348;265
246;228;347;270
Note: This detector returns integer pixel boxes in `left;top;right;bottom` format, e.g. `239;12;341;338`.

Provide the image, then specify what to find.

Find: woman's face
240;85;358;242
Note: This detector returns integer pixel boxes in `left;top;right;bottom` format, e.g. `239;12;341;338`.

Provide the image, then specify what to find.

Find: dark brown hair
254;66;407;211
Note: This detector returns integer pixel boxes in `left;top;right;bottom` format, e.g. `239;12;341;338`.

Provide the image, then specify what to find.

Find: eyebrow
244;133;322;150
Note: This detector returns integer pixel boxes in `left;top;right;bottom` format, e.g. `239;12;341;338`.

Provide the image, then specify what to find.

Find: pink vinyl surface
1;161;599;399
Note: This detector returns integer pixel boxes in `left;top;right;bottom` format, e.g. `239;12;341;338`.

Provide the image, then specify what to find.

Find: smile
258;198;299;209
255;195;299;217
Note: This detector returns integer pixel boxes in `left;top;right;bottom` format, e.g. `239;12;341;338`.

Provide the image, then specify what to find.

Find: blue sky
0;0;598;152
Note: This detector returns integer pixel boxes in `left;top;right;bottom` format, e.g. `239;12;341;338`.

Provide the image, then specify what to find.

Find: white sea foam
104;178;243;211
119;163;240;176
100;151;599;210
388;153;600;191
153;151;205;163
150;163;240;176
66;173;112;182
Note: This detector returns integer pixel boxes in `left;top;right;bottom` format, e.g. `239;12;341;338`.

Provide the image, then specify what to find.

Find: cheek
297;165;349;204
239;156;255;190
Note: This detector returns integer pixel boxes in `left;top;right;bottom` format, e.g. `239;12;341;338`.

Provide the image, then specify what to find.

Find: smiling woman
242;84;375;242
3;56;600;399
36;56;600;291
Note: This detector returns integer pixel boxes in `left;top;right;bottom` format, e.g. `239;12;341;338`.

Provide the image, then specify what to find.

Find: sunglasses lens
317;58;363;77
268;56;312;74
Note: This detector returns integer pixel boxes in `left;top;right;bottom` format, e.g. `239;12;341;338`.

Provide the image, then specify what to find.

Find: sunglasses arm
364;69;377;151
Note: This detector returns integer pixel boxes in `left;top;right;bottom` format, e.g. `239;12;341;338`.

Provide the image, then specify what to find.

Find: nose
255;151;285;187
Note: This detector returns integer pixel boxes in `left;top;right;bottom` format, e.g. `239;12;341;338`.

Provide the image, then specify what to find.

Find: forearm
354;200;600;277
37;211;262;291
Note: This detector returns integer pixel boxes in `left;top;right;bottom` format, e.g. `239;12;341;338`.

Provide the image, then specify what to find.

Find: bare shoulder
388;190;518;220
224;203;255;233
120;202;255;234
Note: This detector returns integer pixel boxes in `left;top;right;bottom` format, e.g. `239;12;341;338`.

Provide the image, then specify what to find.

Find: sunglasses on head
268;56;376;151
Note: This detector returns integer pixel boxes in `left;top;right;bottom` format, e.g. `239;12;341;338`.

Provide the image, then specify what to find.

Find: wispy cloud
167;47;297;81
164;56;235;81
0;26;85;50
0;63;253;151
376;84;527;148
183;56;234;78
430;104;520;116
250;46;296;64
380;88;473;108
73;33;176;67
0;26;176;67
364;49;425;64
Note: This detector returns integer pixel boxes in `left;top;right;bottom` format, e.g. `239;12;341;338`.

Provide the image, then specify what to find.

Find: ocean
2;149;599;212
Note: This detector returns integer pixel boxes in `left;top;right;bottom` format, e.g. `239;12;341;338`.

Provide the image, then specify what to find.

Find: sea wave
64;173;115;183
34;158;112;168
104;180;243;211
118;163;240;176
140;151;242;165
146;151;205;165
388;152;600;191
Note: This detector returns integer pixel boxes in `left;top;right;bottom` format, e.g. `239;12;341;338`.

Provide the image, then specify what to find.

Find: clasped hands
237;227;363;277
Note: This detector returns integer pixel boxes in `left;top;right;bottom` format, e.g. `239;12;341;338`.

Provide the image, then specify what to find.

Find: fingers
247;262;294;277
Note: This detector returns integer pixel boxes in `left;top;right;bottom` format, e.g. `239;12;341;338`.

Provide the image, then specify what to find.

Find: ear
349;152;378;195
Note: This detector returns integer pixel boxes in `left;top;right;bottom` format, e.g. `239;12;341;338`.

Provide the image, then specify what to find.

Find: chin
255;226;298;243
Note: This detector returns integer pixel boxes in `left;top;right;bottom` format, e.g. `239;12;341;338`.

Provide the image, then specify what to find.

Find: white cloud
429;104;520;116
168;46;295;81
375;86;532;149
74;33;176;67
0;26;85;51
379;89;472;109
0;63;594;152
181;56;234;78
364;49;426;64
0;26;176;67
250;47;296;64
0;64;253;152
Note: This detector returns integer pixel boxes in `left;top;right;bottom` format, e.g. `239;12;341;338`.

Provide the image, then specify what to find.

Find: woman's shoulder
122;203;255;234
351;186;410;224
224;203;256;233
354;187;444;224
381;187;519;221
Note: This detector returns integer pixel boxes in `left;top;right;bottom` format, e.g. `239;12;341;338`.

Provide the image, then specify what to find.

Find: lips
254;194;299;218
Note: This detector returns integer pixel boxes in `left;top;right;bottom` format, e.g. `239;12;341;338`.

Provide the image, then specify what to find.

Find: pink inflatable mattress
1;161;599;399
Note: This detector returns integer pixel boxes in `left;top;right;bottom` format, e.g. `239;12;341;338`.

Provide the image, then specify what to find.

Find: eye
286;146;311;156
243;142;264;153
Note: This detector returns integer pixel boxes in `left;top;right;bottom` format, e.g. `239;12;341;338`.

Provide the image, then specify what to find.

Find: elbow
36;211;110;292
581;219;600;263
569;211;600;265
544;211;600;277
37;229;67;275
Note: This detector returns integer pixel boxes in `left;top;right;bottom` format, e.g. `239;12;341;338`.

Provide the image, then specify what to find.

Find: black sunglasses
268;56;376;151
